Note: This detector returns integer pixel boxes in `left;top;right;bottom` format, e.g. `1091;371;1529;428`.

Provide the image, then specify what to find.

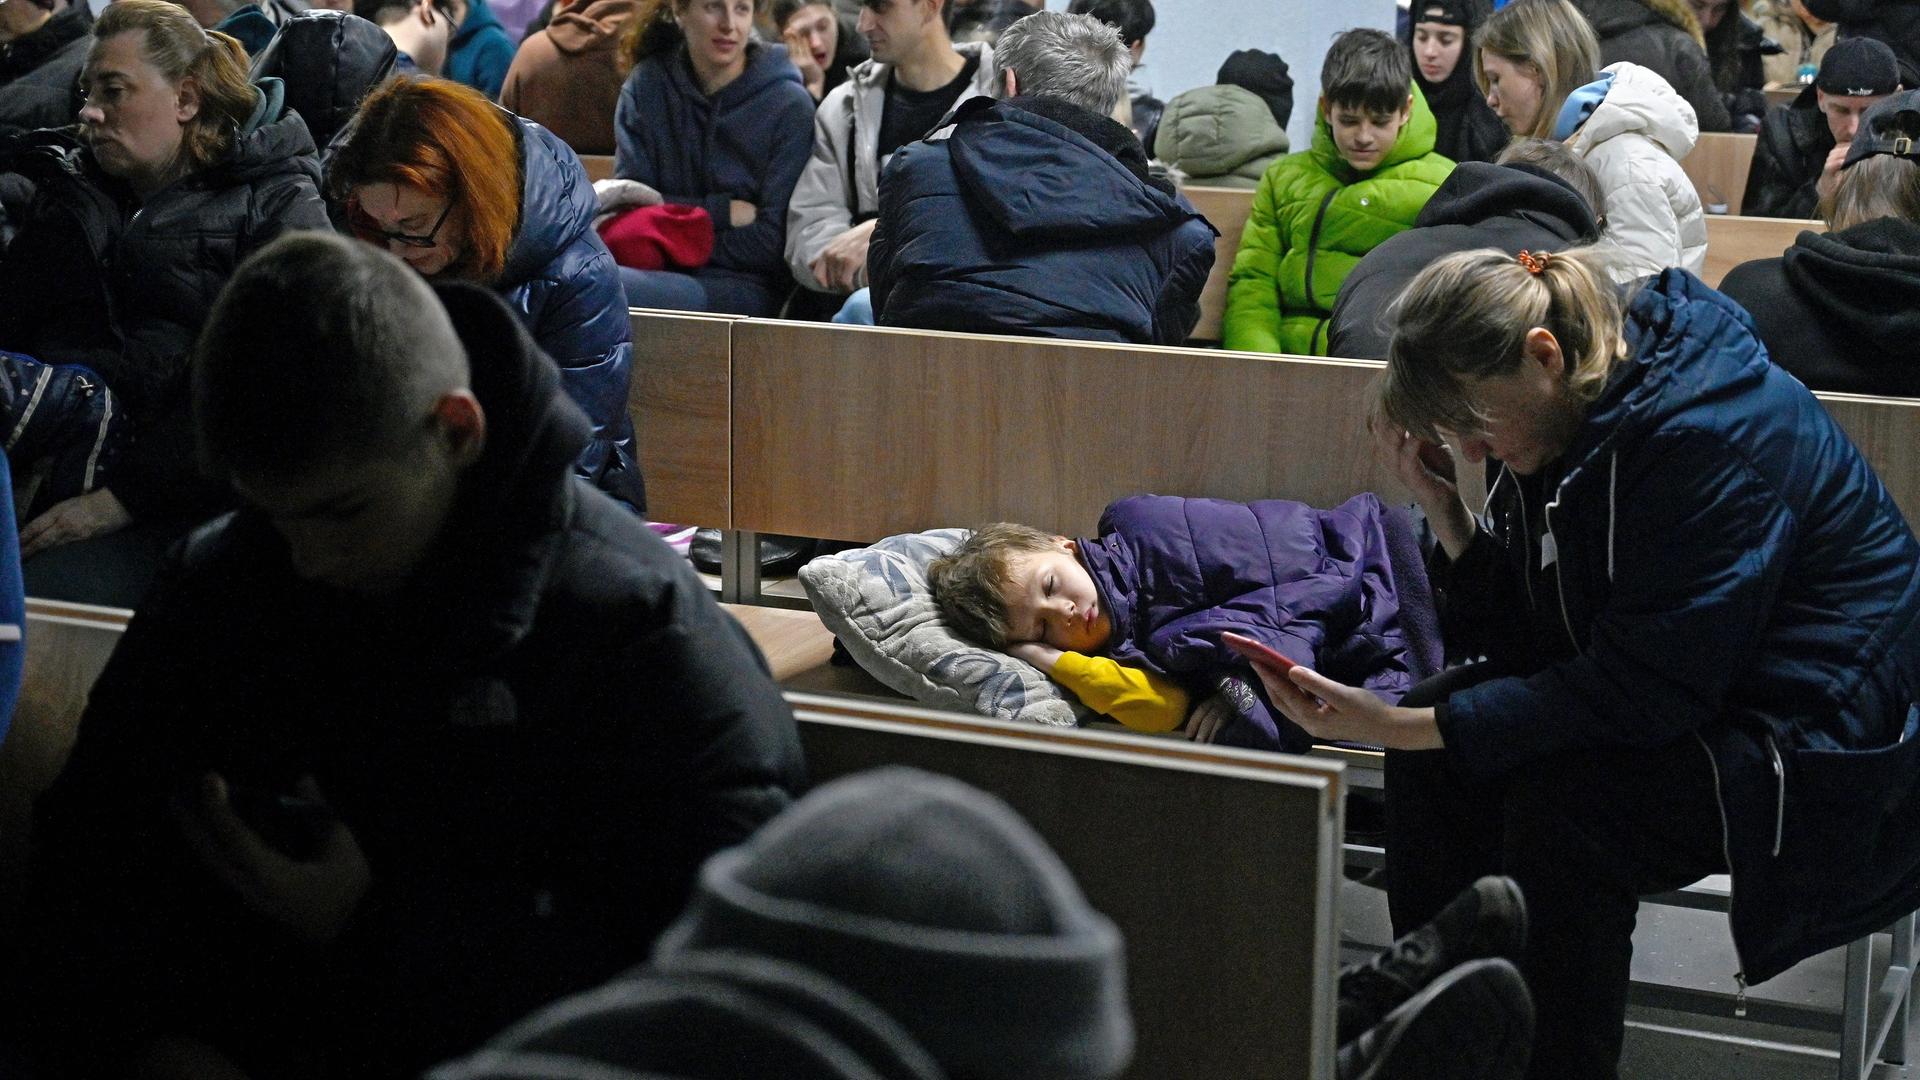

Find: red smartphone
1221;631;1301;673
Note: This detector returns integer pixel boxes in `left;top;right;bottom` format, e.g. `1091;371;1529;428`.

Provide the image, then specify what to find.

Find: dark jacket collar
0;3;90;77
1780;215;1920;360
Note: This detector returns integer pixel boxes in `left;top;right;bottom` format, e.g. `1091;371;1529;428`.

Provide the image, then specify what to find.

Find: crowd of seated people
2;0;1920;1076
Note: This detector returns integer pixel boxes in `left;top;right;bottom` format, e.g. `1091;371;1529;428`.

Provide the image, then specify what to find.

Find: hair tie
1516;250;1550;275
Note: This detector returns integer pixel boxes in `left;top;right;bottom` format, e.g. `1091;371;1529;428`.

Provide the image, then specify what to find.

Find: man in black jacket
1329;140;1606;360
867;10;1216;346
1743;35;1901;216
9;232;806;1078
0;0;88;139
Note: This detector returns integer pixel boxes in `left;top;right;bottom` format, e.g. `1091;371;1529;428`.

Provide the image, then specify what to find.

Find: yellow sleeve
1052;652;1191;734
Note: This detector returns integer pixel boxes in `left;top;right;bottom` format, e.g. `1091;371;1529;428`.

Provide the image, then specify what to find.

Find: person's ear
1058;536;1077;555
431;390;488;466
1002;67;1018;98
1523;327;1565;381
1128;38;1145;65
174;76;202;124
1317;93;1328;120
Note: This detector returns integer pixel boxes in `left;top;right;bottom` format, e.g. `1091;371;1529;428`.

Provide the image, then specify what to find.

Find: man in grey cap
1745;35;1904;216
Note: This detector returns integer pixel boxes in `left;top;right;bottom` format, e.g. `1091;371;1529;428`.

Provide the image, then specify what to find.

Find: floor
1339;879;1919;1079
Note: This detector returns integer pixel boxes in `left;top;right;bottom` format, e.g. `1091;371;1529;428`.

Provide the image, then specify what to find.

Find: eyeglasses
348;196;453;249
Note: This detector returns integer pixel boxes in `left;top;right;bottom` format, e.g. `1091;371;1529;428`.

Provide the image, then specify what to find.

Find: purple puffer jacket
1076;493;1444;751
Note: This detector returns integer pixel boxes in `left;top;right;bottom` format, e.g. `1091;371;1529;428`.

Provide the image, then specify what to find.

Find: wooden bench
629;309;737;529
793;693;1345;1079
578;153;616;183
1702;214;1825;287
1681;131;1759;215
1176;183;1823;342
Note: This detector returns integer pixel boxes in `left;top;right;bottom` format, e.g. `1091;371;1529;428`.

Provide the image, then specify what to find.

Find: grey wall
1044;0;1400;149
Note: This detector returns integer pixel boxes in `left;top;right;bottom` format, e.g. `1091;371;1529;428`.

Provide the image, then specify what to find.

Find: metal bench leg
1887;911;1916;1067
719;530;762;605
1840;935;1873;1080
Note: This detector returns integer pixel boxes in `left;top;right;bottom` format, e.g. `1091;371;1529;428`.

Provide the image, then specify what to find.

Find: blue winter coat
868;95;1218;347
613;42;816;288
499;116;644;512
1076;494;1443;751
1436;269;1920;984
445;0;514;99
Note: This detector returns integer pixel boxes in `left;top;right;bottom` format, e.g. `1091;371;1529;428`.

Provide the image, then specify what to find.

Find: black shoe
688;530;816;577
1336;957;1532;1080
1337;875;1527;1044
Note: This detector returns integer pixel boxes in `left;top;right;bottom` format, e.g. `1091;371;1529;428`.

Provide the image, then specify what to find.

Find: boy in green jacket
1224;28;1456;355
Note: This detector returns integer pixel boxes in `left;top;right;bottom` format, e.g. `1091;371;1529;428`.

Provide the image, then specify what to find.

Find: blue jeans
618;267;783;317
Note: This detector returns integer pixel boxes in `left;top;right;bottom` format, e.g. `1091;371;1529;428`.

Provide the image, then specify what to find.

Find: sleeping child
927;493;1442;751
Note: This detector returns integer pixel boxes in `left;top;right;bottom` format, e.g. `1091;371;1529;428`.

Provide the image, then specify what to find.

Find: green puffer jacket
1223;85;1453;355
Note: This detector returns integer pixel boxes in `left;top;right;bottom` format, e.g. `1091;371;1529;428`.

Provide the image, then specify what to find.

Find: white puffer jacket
1564;62;1707;283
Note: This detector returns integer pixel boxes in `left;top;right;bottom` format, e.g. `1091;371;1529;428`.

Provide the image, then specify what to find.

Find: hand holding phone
1221;631;1301;674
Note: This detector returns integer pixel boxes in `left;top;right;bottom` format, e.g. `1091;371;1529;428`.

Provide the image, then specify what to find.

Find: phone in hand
1221;632;1301;674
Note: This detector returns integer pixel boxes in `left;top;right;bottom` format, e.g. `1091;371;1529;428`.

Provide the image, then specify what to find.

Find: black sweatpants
1385;665;1728;1080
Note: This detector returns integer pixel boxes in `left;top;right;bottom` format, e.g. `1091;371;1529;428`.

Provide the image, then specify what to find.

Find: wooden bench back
1702;214;1823;287
629;309;738;527
1180;185;1255;344
729;320;1427;540
790;692;1343;1080
578;153;616;183
1681;131;1758;215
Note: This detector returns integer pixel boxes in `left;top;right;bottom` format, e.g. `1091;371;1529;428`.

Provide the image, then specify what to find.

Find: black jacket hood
1780;216;1920;360
1412;160;1601;240
946;95;1186;242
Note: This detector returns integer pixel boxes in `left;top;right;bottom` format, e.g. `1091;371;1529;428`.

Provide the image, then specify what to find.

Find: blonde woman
1243;244;1920;1079
1476;0;1705;281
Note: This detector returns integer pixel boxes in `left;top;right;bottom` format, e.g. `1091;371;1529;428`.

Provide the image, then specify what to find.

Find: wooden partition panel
578;154;616;182
1819;393;1920;526
628;309;737;528
791;693;1343;1080
731;321;1420;540
1702;215;1822;287
1682;132;1758;215
1;601;130;911
1181;185;1255;344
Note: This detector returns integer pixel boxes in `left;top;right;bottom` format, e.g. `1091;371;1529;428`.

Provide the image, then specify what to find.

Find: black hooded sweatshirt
14;284;806;1077
1329;161;1602;359
1718;215;1920;396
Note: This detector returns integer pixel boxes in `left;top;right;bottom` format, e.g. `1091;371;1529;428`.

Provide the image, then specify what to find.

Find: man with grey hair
866;9;1217;345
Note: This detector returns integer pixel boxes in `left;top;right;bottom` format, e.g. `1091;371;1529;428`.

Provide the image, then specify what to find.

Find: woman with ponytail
0;0;329;604
610;0;816;314
1246;247;1920;1079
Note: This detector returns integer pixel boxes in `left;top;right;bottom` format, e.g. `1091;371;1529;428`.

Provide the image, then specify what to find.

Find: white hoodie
1565;62;1707;283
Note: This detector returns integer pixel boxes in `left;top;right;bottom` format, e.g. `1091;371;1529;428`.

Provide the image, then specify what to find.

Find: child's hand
1185;691;1237;743
1006;641;1064;673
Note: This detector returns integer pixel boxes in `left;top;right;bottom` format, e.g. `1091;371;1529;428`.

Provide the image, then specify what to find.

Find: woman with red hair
329;76;644;511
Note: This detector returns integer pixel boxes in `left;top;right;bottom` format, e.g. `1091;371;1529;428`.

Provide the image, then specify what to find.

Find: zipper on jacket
1696;731;1753;1016
1297;188;1340;320
1766;732;1786;858
1543;500;1581;655
1507;466;1537;613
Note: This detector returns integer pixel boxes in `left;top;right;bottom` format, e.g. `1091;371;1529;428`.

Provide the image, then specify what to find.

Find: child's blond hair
927;524;1060;648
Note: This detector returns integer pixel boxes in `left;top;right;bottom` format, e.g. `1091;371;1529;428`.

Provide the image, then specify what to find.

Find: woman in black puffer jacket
0;0;330;606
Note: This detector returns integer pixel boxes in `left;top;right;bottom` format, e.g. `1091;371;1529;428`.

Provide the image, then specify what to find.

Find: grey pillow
796;529;1092;728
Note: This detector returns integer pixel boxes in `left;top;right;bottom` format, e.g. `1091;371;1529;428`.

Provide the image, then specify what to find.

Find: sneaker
1337;875;1527;1044
1336;957;1532;1080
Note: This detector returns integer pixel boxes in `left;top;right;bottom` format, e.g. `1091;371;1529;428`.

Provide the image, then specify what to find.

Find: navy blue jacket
446;0;515;98
613;42;816;286
868;95;1218;347
1077;494;1443;751
500;116;644;513
1437;270;1920;983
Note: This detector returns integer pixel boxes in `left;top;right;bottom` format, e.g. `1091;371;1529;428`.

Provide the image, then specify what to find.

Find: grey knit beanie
653;767;1134;1080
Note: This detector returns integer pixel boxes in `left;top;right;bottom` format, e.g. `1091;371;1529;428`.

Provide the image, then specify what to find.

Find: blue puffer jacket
498;117;643;513
613;41;816;286
1437;270;1920;984
1075;493;1443;750
868;95;1218;346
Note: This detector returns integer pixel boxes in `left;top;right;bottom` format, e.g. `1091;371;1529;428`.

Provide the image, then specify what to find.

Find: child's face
1002;538;1112;654
1324;96;1413;172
